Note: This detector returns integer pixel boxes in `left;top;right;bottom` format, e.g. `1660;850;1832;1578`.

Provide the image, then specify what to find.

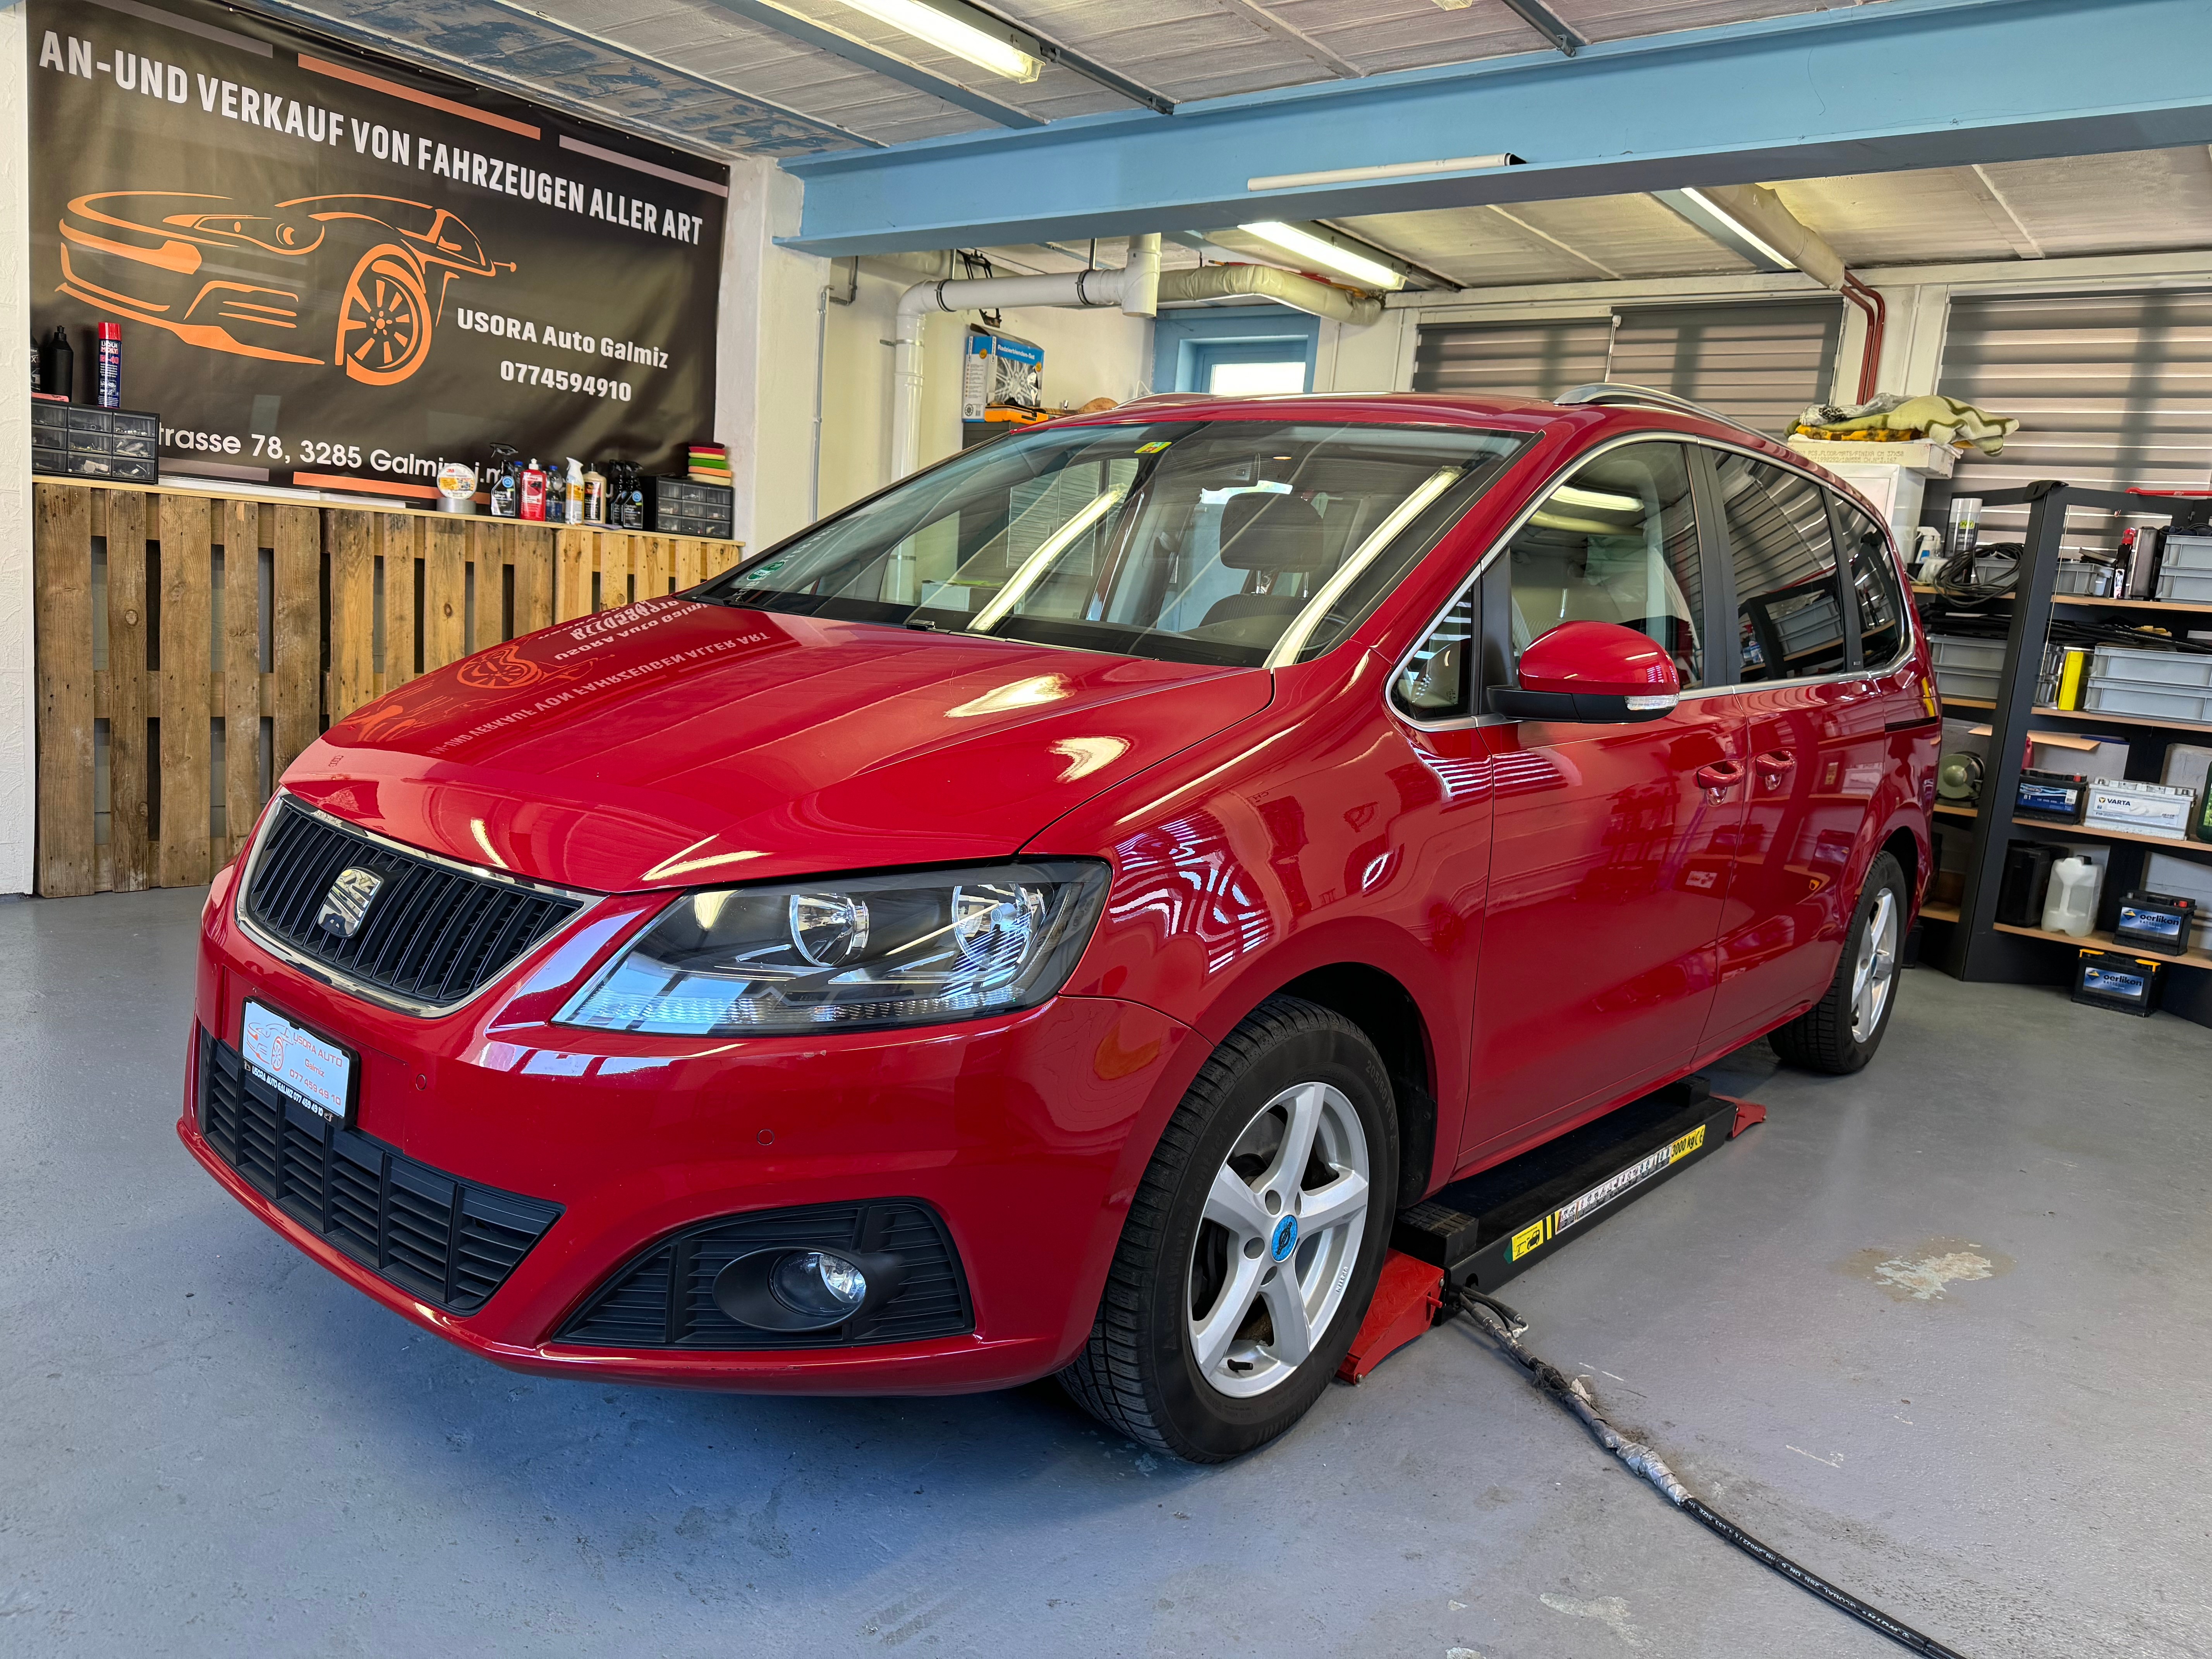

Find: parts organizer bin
1928;634;2006;702
2089;646;2212;689
645;475;735;540
2155;570;2212;604
2082;676;2212;724
2055;561;2121;596
30;402;159;483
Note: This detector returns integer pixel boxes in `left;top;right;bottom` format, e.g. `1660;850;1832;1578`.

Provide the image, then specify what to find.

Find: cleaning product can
94;323;122;409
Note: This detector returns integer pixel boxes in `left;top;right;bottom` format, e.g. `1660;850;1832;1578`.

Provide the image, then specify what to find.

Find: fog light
769;1250;867;1319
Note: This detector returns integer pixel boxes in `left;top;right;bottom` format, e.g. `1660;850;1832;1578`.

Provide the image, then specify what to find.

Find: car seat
1199;493;1330;641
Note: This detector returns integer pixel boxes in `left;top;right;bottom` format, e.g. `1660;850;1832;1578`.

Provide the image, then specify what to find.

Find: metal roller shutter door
1606;302;1844;438
1938;289;2212;546
1410;318;1612;402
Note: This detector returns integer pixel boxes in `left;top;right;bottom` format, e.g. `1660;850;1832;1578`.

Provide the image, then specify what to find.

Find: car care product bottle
622;463;646;530
486;445;519;517
31;334;41;395
2041;855;2100;938
94;323;122;409
41;326;72;402
434;459;478;514
563;458;586;525
583;462;607;524
519;457;547;522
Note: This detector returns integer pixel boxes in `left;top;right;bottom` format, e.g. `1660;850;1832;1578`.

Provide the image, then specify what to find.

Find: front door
1463;440;1744;1164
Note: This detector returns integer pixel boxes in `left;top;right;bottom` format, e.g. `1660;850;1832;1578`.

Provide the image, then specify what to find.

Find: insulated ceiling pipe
1155;262;1383;325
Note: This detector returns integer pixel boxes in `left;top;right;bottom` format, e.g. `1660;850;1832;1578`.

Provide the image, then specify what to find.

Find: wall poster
28;0;728;497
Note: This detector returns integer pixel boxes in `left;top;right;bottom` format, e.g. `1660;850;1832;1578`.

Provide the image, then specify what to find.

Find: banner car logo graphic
316;866;386;939
58;190;509;385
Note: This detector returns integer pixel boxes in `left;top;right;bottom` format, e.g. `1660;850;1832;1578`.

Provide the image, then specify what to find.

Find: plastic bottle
563;458;586;525
486;445;519;518
41;327;72;402
2040;856;2100;938
583;463;606;525
519;458;547;522
95;322;122;409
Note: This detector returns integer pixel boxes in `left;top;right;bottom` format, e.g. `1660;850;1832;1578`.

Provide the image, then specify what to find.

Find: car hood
286;598;1271;892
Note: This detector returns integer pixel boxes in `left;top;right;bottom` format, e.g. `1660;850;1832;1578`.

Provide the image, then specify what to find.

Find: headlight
555;860;1111;1036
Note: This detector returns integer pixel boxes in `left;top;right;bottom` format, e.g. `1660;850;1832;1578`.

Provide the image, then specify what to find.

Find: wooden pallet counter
31;477;744;898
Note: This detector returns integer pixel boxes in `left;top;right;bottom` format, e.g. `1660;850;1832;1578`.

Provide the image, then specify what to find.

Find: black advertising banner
28;0;727;499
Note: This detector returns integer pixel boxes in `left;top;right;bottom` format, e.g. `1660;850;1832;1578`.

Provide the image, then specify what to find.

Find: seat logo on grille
316;867;385;940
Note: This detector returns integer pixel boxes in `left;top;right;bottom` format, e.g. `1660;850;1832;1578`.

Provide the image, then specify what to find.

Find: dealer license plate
240;1000;355;1125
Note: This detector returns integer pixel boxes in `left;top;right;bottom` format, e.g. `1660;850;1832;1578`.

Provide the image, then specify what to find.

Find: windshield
697;420;1529;667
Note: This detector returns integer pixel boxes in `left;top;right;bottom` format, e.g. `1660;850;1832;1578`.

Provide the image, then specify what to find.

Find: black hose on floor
1453;1288;1970;1659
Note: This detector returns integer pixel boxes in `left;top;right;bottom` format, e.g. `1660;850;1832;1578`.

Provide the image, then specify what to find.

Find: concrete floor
4;890;2210;1658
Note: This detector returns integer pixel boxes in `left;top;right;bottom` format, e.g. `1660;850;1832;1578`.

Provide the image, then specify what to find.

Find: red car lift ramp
1340;1075;1765;1383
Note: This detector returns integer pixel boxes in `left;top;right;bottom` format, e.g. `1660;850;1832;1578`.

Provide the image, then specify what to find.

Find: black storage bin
645;474;734;540
1995;842;2057;927
31;402;159;483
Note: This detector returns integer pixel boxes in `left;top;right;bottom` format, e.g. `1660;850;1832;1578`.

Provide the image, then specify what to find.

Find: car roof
1048;389;1882;530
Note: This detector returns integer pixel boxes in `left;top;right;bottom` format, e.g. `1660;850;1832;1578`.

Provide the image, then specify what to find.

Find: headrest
1218;491;1328;571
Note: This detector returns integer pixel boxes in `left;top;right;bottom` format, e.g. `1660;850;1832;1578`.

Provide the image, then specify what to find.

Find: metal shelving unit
1921;482;2212;1027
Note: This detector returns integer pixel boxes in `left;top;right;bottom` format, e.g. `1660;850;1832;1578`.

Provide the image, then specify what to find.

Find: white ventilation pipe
886;234;1380;479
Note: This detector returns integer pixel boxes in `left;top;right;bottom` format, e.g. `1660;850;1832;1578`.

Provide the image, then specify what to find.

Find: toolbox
2071;948;2165;1016
30;401;160;483
2112;890;2197;957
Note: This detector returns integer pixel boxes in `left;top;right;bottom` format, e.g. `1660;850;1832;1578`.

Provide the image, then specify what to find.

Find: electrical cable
1452;1287;1971;1659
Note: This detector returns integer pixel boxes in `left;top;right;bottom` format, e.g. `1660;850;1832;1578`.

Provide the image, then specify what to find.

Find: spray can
1946;496;1981;559
94;323;122;409
519;457;547;522
41;327;72;402
486;445;520;518
583;462;606;525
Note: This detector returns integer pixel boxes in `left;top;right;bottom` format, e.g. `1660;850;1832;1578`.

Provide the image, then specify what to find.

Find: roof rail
1556;383;1777;447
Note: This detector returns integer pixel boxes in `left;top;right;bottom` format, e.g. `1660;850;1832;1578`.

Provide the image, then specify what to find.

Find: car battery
2071;948;2165;1016
2112;890;2197;957
2015;769;2088;824
2081;777;2196;838
1995;842;2059;927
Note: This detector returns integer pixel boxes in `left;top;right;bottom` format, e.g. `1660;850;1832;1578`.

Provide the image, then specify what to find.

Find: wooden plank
639;533;671;606
383;513;419;691
271;505;320;779
464;519;500;654
702;538;744;582
221;500;261;864
103;492;151;892
33;483;96;896
555;527;593;620
157;493;214;888
514;523;555;635
422;516;466;670
328;509;377;726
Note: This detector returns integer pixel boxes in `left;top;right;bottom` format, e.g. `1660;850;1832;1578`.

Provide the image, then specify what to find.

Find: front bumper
183;866;1202;1394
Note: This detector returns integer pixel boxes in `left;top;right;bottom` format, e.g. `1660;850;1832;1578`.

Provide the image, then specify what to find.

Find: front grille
198;1029;561;1312
243;798;584;1009
554;1199;972;1350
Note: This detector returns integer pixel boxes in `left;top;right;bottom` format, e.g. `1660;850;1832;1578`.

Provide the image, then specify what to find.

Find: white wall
714;155;826;553
1;1;34;895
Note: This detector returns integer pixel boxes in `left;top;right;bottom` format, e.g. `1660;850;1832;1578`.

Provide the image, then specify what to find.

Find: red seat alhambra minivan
183;386;1937;1462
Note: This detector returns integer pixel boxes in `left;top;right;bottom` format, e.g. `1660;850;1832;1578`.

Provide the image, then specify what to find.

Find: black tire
1058;995;1398;1463
1769;851;1907;1075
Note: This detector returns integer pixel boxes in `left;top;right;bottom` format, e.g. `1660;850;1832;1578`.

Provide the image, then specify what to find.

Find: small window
1393;584;1476;719
1834;496;1908;669
1714;453;1846;682
1502;442;1705;690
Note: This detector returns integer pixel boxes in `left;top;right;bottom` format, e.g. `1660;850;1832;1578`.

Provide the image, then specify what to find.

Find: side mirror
1489;620;1682;724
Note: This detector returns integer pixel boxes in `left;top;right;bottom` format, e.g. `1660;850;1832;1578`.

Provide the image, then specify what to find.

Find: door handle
1693;760;1746;797
1754;749;1797;778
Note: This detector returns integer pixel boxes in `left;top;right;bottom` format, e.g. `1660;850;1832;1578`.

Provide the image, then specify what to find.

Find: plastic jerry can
2040;855;2100;938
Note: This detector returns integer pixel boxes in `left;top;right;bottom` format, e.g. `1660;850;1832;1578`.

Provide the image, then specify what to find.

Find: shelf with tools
1915;482;2212;1025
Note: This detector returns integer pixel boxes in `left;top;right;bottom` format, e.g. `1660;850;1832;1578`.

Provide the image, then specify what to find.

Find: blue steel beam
780;0;2212;254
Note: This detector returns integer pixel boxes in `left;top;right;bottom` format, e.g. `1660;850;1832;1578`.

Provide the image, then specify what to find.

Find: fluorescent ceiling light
1237;221;1405;291
831;0;1039;82
1247;154;1521;192
1677;186;1794;270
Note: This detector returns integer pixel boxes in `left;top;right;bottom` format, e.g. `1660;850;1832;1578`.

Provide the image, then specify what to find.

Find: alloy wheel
1187;1080;1371;1400
1851;888;1898;1043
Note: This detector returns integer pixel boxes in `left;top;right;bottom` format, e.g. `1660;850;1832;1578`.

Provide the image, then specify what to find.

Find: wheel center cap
1270;1214;1299;1262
